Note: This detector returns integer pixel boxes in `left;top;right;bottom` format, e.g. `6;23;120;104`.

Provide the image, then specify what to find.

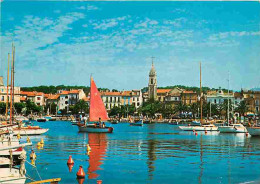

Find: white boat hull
78;126;113;133
247;127;260;136
179;126;218;131
0;168;26;184
218;126;247;133
13;128;49;135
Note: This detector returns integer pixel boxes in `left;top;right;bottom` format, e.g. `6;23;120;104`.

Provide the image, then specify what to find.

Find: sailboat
179;62;218;131
218;72;247;133
77;77;114;133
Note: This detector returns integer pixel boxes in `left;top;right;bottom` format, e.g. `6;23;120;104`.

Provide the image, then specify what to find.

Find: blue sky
1;1;260;91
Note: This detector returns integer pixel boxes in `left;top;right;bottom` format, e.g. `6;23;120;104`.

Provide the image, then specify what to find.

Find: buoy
195;132;198;136
77;178;85;184
17;134;21;140
205;130;207;134
67;155;74;165
97;180;102;184
68;164;73;172
40;138;44;145
246;132;249;137
192;129;195;132
87;144;91;152
76;166;85;179
30;150;37;160
31;159;35;166
27;137;31;143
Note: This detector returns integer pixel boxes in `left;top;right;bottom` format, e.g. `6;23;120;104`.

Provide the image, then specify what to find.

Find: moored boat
179;124;218;131
130;120;143;126
247;127;260;136
218;124;247;133
36;118;47;122
13;126;49;135
0;168;26;184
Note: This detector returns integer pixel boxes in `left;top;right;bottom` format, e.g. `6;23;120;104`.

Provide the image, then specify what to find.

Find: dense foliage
21;85;109;94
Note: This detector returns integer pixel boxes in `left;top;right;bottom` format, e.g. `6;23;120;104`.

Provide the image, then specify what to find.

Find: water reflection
147;124;157;181
87;133;107;179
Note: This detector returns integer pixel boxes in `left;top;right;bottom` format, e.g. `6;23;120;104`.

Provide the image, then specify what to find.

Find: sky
0;1;260;91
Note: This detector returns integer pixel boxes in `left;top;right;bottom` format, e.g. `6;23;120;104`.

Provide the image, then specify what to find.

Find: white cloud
92;16;130;30
163;17;187;27
77;5;99;11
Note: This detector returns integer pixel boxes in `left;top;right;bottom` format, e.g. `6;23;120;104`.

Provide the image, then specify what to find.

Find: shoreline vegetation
21;84;231;94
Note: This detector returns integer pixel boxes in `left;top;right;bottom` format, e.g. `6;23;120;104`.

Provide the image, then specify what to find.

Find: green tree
190;102;199;119
25;100;42;115
235;100;248;117
72;100;89;114
14;103;26;114
0;103;6;114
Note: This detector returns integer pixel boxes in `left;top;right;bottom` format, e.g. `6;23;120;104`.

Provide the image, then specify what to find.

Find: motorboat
179;124;218;131
247;127;260;136
218;124;247;133
130;120;143;126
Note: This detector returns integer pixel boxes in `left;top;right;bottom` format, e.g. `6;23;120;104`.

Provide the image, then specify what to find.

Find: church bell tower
148;59;157;101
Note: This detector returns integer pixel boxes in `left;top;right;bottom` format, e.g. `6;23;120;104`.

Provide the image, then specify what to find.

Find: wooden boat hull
179;126;218;131
218;126;247;133
247;127;260;136
78;125;113;133
0;168;26;183
13;128;49;135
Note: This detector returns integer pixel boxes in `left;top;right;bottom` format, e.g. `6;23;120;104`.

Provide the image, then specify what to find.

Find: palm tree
235;100;248;117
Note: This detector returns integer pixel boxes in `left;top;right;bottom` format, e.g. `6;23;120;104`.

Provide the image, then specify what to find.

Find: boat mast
200;62;203;124
227;71;230;126
5;53;10;118
10;43;14;124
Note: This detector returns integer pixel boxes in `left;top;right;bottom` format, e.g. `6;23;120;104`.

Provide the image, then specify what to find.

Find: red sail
89;77;109;122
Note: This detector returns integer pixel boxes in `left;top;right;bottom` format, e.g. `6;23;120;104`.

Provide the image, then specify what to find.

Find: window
37;103;40;106
151;78;153;84
1;96;4;101
106;97;108;102
1;89;3;92
114;97;116;101
214;99;217;104
110;97;112;102
137;102;140;106
65;96;68;99
65;101;68;104
256;100;259;106
256;107;259;112
37;97;41;100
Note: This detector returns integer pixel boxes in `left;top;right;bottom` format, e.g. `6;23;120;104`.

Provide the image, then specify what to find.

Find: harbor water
22;121;260;184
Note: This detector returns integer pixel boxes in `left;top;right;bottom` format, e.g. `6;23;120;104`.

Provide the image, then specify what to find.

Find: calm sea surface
21;121;260;184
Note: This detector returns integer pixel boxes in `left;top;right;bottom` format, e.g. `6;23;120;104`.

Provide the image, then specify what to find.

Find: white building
206;87;234;104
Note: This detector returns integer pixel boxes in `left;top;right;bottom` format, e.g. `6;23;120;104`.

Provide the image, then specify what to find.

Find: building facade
206;87;234;104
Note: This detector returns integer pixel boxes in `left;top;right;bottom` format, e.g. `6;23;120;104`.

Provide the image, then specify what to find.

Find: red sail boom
89;78;109;122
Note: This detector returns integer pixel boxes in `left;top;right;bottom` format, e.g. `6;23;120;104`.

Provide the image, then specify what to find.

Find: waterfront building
57;90;69;110
181;90;198;105
148;62;157;101
45;94;60;105
57;89;86;110
131;90;143;109
121;91;131;106
0;76;21;103
68;89;85;105
165;87;183;106
206;87;234;104
234;92;244;107
242;90;260;113
157;89;171;102
20;91;44;105
101;91;122;110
